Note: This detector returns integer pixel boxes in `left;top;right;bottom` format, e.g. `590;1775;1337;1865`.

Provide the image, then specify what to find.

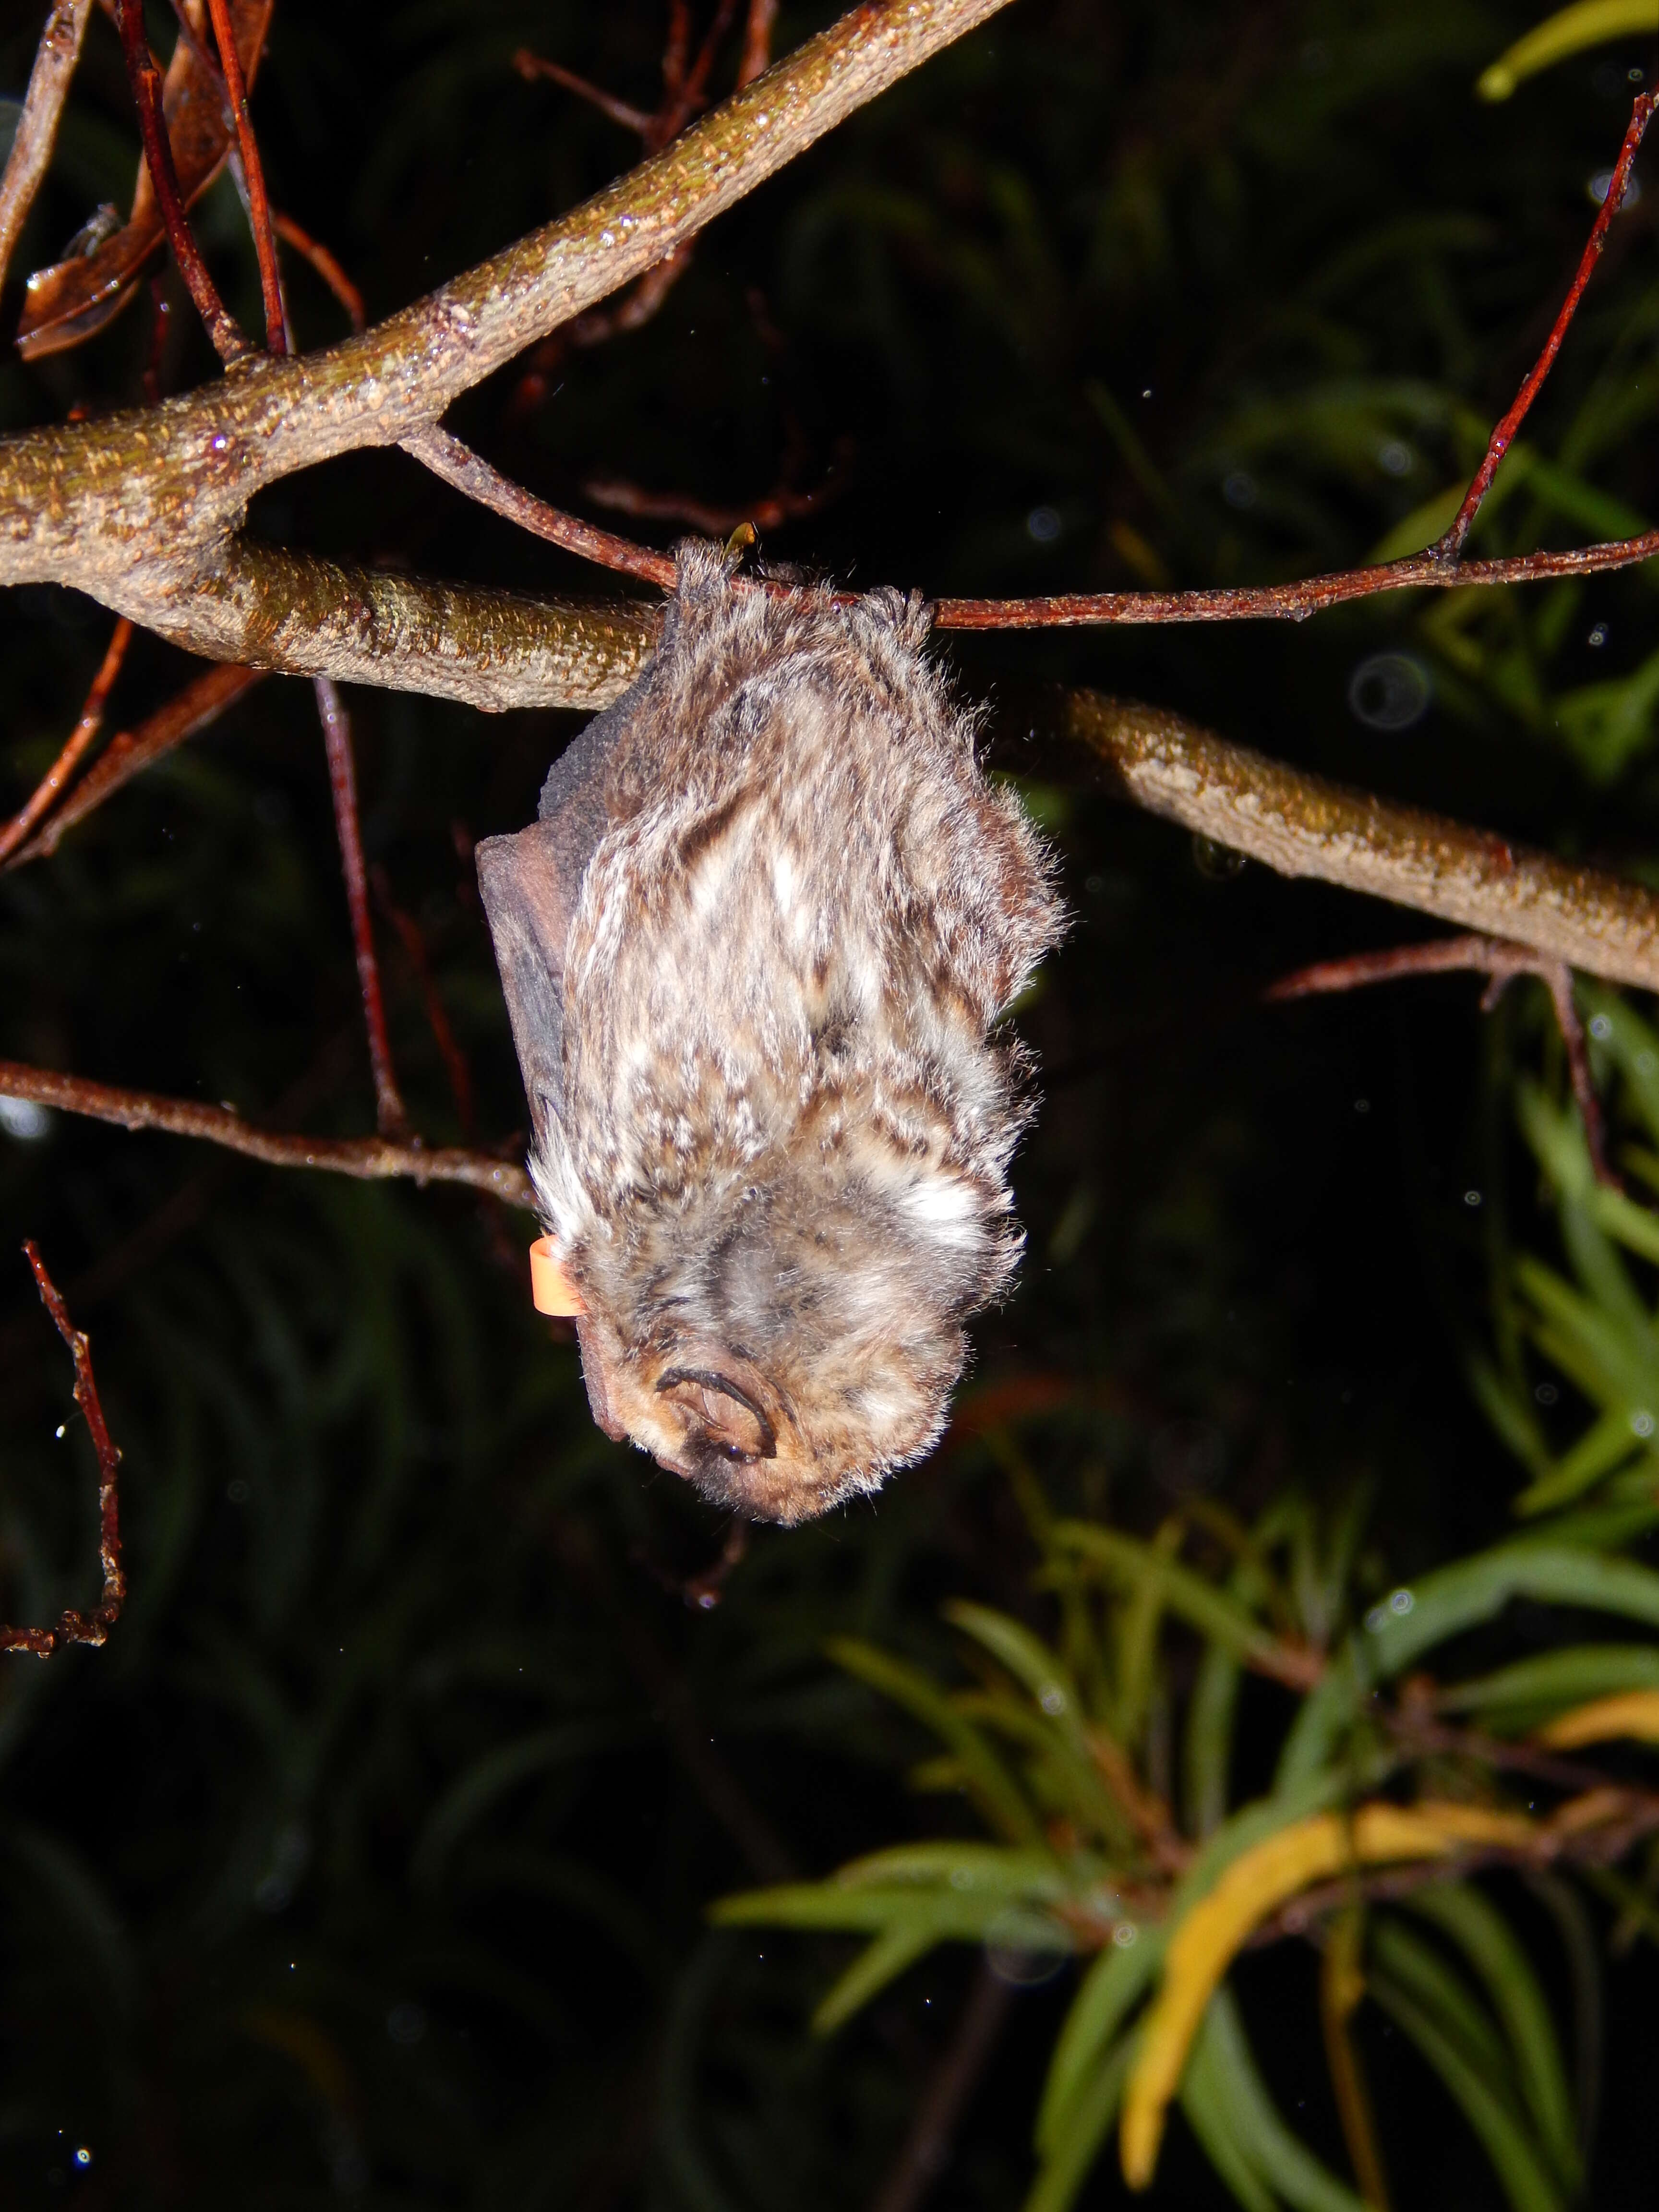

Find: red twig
0;1058;530;1202
204;0;286;353
313;679;409;1138
511;48;654;138
586;440;849;537
737;0;780;86
1268;933;1616;1187
0;618;132;866
930;529;1659;629
115;0;249;363
2;1243;125;1658
668;0;743;140
272;211;365;332
400;424;678;587
1439;94;1657;561
370;866;476;1139
3;663;264;870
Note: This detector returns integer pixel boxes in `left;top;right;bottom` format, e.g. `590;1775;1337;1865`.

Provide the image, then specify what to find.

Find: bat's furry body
478;543;1062;1523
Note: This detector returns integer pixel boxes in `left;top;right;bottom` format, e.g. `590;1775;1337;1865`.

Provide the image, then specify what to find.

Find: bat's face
555;1167;997;1523
477;543;1064;1526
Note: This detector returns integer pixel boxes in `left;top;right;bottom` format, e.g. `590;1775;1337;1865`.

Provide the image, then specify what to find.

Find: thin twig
2;1242;124;1658
0;1059;533;1206
313;677;408;1138
271;210;364;331
370;864;476;1138
585;440;850;535
400;424;678;587
511;48;654;138
931;529;1659;629
667;0;744;140
1319;1911;1391;2212
1266;933;1615;1186
2;661;264;868
1264;935;1553;1000
0;617;131;865
0;0;95;294
204;0;285;352
738;0;781;86
115;0;249;362
1439;93;1657;560
867;1963;1011;2212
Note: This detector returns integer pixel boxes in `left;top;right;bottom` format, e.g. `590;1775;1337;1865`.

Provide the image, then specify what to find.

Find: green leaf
830;1841;1068;1900
1278;1545;1659;1789
1180;2012;1280;2212
827;1637;1042;1844
1439;1641;1659;1726
411;1721;633;1890
1479;1;1659;102
1037;1931;1163;2154
943;1602;1130;1842
1051;1525;1290;1676
1024;2035;1135;2212
1515;1407;1646;1517
1370;1929;1565;2212
1402;1885;1578;2188
1197;1987;1367;2212
812;1921;942;2033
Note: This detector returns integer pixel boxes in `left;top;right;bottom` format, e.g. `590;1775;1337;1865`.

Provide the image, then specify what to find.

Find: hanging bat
476;542;1063;1524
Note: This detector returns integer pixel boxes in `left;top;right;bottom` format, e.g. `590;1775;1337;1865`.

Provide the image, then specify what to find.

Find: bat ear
476;820;579;1143
529;1236;585;1316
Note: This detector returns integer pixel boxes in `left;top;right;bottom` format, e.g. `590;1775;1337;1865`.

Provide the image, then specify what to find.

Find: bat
477;541;1063;1524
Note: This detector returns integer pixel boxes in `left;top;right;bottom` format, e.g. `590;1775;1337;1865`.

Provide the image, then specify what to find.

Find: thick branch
1007;690;1659;995
0;0;1014;599
0;1061;534;1207
135;541;661;710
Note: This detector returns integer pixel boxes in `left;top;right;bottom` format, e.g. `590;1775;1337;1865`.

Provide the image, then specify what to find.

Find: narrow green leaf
1201;1987;1366;2212
827;1637;1041;1844
1516;1407;1644;1517
1181;2012;1280;2212
830;1842;1067;1900
1279;1546;1659;1789
1183;1638;1242;1841
1477;2;1659;103
813;1920;941;2034
1024;2035;1134;2212
1052;1524;1290;1674
1439;1642;1659;1727
1369;1955;1564;2212
944;1603;1130;1843
1403;1885;1578;2189
1037;1930;1163;2153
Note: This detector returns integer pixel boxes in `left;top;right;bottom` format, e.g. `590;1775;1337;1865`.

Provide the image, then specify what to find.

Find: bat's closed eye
656;1367;777;1462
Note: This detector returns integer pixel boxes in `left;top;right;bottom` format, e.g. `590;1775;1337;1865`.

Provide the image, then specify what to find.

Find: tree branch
0;0;1015;608
0;1060;533;1206
1004;689;1659;995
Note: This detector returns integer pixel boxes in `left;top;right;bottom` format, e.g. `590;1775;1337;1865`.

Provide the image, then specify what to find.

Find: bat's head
550;1129;1022;1524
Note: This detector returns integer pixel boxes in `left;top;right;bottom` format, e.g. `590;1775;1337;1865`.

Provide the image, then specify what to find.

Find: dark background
0;0;1656;2204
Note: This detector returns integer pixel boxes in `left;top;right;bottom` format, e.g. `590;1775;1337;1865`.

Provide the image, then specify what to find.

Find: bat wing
475;691;636;1148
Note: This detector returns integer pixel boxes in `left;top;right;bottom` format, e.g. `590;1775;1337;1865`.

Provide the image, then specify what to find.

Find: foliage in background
5;0;1659;2208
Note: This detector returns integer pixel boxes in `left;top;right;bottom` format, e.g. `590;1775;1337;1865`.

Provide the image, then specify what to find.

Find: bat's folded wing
476;818;582;1148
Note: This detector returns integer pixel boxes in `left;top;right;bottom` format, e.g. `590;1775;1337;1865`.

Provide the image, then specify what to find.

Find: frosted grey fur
534;541;1064;1522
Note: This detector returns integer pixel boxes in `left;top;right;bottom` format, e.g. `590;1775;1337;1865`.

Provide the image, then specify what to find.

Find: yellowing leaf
1478;0;1659;101
1534;1686;1659;1747
1119;1801;1536;2190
